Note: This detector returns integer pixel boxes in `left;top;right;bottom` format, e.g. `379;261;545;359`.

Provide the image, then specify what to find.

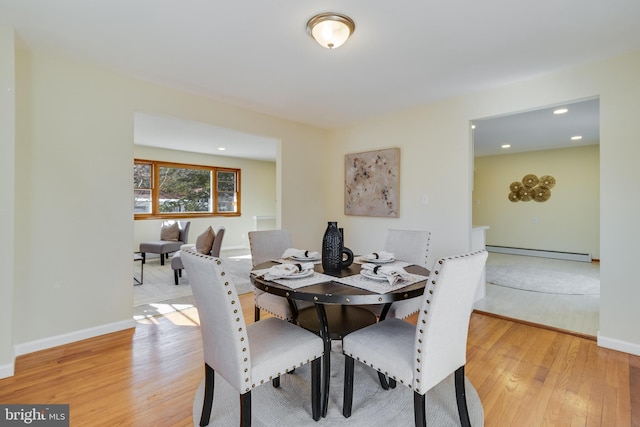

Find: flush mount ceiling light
553;108;568;115
306;13;355;49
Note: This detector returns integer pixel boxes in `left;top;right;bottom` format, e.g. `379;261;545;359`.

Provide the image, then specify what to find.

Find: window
134;159;240;219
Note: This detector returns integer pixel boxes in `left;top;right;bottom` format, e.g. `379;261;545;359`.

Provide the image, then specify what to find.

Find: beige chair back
248;229;292;267
413;250;488;393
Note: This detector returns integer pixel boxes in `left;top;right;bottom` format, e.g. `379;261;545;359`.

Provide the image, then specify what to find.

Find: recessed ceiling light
218;147;226;151
471;124;476;129
553;108;568;115
571;136;582;140
501;144;511;149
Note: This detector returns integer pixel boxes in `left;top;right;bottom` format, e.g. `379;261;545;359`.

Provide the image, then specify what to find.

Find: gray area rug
133;253;253;318
192;349;483;426
486;264;600;294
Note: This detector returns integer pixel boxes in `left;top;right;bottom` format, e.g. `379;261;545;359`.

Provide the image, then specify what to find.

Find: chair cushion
343;318;416;388
254;291;314;321
247;317;323;386
140;240;183;254
161;222;180;241
195;226;216;254
172;244;196;270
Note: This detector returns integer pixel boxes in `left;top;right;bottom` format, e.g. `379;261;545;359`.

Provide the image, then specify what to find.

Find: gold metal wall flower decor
508;174;555;203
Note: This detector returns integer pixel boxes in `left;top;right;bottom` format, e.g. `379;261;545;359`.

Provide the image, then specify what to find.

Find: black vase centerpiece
321;221;354;273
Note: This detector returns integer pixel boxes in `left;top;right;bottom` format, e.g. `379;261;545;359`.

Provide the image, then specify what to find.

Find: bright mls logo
1;405;69;426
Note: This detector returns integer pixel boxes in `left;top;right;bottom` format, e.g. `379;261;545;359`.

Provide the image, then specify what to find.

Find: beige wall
473;145;600;258
4;44;329;372
327;101;474;270
327;51;640;354
2;26;640;376
133;145;276;251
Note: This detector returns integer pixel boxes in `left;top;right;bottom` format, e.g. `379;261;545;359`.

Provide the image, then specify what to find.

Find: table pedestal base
296;304;377;417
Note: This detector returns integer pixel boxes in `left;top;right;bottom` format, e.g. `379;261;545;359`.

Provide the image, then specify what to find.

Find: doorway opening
471;97;600;337
132;113;277;319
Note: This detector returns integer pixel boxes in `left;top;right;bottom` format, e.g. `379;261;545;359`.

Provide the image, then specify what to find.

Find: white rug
486;264;600;294
133;253;253;318
192;349;483;426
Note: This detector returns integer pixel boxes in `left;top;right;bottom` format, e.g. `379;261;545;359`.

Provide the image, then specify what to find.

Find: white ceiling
2;1;631;159
472;97;600;157
134;112;278;162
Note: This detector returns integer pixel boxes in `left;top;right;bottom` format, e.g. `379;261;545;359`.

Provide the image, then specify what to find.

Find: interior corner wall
10;47;329;361
0;26;16;378
473;145;600;258
329;51;640;353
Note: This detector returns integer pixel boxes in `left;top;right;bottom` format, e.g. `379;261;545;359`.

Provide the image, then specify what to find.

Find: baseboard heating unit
486;246;592;263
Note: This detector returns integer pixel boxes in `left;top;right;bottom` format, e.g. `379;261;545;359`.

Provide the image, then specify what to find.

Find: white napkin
265;262;315;280
361;263;409;286
282;248;321;259
363;251;395;261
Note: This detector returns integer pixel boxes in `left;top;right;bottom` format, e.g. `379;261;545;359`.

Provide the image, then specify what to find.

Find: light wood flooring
474;253;600;338
2;292;638;426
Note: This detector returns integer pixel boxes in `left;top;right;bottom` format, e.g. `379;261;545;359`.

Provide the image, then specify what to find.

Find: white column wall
0;26;16;377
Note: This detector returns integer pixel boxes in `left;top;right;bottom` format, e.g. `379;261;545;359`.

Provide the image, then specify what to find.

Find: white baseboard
597;333;640;356
487;245;592;262
14;319;135;358
221;245;248;251
0;362;15;379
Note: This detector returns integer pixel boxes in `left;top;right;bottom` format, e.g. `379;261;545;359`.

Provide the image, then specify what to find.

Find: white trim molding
486;245;592;263
597;333;640;356
13;319;135;358
0;362;14;379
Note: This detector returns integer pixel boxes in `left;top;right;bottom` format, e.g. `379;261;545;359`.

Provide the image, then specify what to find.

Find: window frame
134;159;241;220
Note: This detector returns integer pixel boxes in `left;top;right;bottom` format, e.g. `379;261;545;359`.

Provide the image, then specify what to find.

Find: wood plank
0;293;638;427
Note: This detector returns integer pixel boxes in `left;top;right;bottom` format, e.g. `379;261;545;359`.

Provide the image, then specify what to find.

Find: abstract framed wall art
345;148;400;217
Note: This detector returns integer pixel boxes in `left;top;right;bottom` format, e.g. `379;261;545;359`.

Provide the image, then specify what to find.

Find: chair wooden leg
455;366;471;427
200;364;215;427
160;254;165;266
240;391;251;427
342;355;354;418
174;270;179;286
311;358;321;421
272;376;280;388
254;306;261;322
413;391;426;427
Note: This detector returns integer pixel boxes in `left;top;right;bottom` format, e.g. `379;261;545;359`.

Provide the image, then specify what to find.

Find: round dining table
250;260;429;417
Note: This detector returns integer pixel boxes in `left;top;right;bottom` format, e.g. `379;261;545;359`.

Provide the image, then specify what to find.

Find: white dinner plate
275;269;314;280
362;255;395;264
291;255;320;262
360;270;388;281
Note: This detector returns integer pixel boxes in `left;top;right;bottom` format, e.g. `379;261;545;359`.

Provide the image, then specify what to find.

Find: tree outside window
134;160;240;219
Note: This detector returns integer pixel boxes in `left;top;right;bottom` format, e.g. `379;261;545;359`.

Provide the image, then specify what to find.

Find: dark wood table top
250;261;429;305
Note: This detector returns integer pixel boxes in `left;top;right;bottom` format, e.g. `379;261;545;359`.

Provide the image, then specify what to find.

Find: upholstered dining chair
342;250;488;427
365;229;431;320
180;248;323;427
139;220;190;265
248;230;313;322
171;226;225;285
